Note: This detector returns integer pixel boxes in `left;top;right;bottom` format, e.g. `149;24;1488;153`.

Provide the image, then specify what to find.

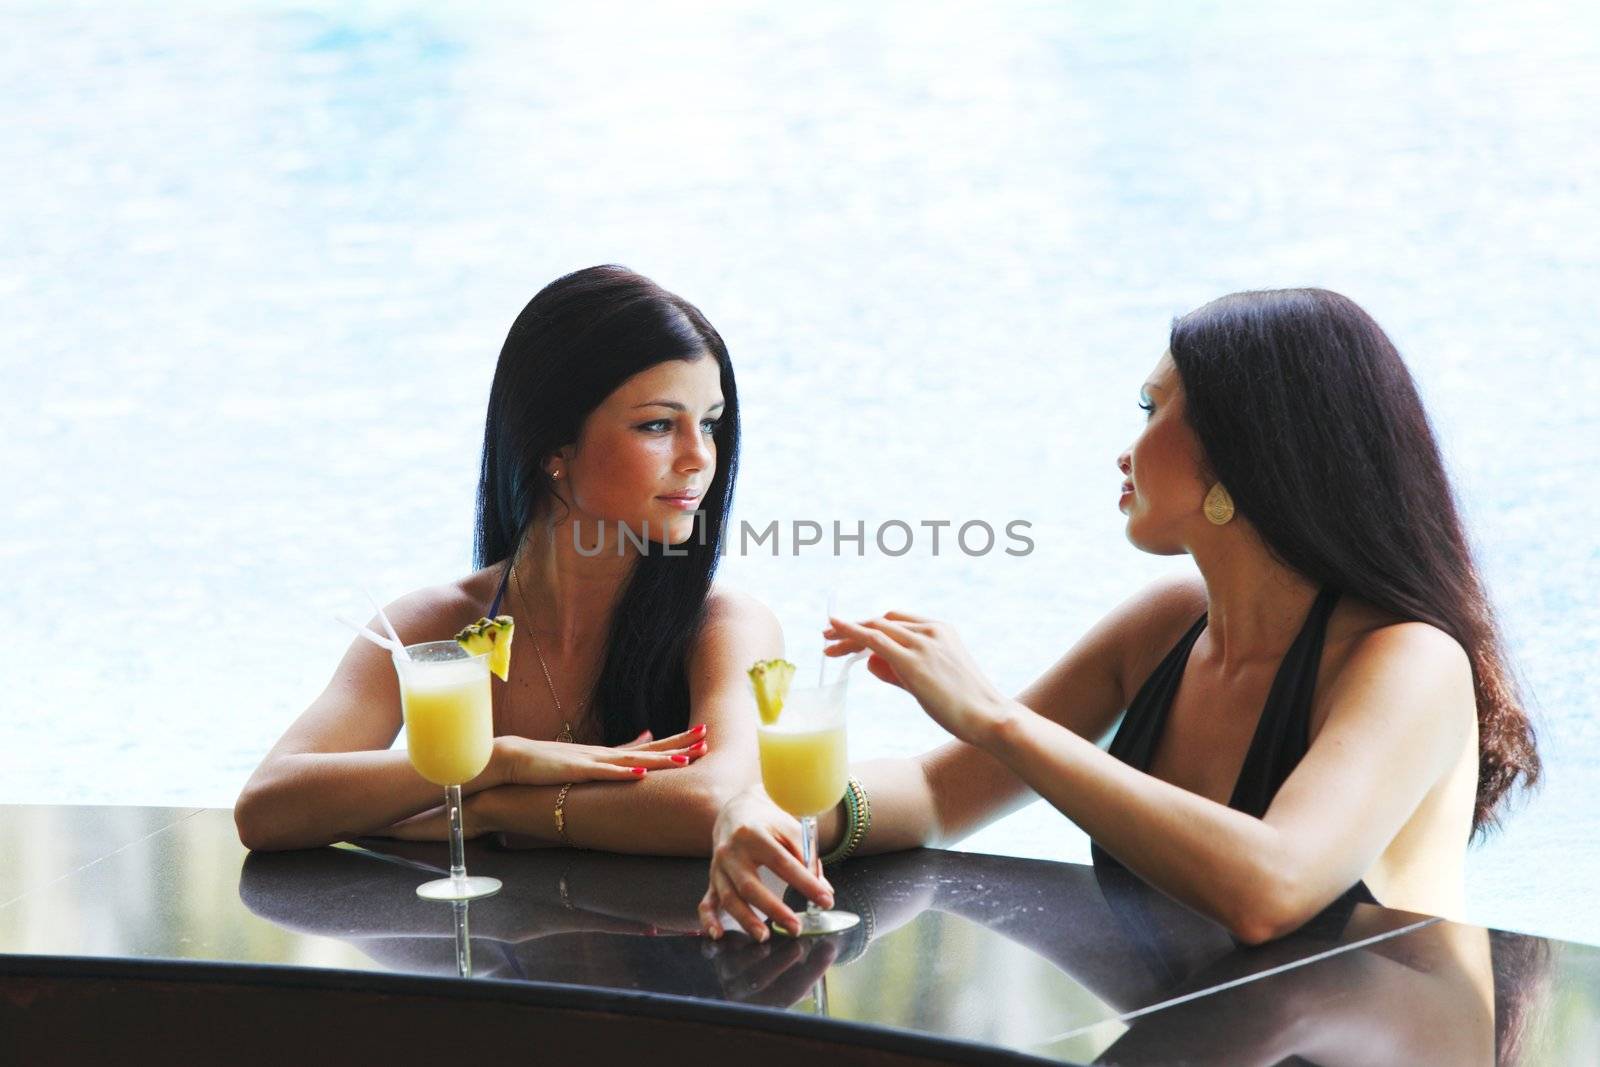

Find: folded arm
467;588;782;855
234;584;703;852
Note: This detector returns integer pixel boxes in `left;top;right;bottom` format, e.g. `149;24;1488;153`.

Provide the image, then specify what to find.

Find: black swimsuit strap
1227;584;1341;816
487;561;512;618
1092;585;1379;910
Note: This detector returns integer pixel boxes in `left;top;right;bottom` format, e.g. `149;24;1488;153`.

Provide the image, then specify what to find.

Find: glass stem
801;815;820;916
447;784;467;884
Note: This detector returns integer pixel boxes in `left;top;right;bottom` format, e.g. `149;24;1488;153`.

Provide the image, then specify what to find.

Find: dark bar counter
1;805;1595;1064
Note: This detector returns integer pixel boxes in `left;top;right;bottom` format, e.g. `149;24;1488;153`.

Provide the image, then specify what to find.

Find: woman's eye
700;418;721;434
1137;400;1155;417
638;420;671;432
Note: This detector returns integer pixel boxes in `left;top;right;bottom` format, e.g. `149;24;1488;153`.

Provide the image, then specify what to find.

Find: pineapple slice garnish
455;615;515;681
748;658;797;726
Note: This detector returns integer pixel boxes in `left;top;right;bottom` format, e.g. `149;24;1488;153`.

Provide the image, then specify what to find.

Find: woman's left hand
825;611;1015;747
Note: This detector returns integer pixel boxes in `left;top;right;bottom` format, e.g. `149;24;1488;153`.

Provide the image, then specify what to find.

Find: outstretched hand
824;611;1014;747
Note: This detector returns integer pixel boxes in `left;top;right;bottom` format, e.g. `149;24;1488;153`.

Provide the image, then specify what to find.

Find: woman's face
555;354;725;546
1117;352;1213;555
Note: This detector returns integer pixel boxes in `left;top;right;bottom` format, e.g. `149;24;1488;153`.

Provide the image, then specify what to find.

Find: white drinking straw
364;588;409;660
822;589;838;686
334;614;400;653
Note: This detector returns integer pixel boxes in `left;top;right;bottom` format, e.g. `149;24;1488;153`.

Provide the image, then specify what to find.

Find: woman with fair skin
701;289;1539;980
236;266;781;853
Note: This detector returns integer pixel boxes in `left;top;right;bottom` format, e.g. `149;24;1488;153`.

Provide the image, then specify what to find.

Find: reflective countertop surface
2;806;1595;1064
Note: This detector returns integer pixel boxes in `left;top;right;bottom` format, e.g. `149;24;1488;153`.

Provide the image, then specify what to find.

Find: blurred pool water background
2;1;1597;943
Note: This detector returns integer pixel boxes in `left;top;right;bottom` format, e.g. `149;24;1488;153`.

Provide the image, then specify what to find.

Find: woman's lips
658;493;702;510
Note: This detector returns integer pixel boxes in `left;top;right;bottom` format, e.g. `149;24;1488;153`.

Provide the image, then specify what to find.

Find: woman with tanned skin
236;266;781;853
701;288;1539;991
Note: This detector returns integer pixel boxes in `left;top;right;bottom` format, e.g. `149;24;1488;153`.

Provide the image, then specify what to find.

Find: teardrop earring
1203;483;1235;525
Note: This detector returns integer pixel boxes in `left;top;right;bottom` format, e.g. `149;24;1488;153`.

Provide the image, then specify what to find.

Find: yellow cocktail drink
391;639;502;902
749;666;861;935
399;657;493;786
758;722;848;817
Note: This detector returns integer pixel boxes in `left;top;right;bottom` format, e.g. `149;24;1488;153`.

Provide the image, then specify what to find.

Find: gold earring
552;469;562;480
1203;483;1235;525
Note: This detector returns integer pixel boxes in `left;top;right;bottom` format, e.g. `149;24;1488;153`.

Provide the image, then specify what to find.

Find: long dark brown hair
1169;288;1539;838
474;265;740;744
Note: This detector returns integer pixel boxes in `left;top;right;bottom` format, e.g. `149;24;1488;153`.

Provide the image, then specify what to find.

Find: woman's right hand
699;784;835;941
492;724;709;787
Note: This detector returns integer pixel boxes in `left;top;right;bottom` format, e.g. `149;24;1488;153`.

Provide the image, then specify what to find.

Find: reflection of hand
824;612;1009;746
700;785;834;941
494;725;709;787
705;933;840;1008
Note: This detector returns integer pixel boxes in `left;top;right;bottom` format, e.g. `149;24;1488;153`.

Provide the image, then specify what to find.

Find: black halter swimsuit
1090;586;1380;909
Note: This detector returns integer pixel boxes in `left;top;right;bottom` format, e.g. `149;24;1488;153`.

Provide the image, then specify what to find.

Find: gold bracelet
554;782;575;846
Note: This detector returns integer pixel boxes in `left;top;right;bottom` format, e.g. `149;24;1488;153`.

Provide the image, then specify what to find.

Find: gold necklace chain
511;562;583;743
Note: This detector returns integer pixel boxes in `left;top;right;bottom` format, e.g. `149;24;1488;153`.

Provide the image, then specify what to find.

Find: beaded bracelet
821;776;871;866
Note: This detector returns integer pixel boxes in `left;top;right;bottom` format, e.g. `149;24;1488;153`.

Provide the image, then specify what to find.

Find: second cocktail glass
756;667;861;936
393;640;502;901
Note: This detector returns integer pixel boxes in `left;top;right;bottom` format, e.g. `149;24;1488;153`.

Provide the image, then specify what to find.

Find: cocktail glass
756;660;862;936
393;640;502;901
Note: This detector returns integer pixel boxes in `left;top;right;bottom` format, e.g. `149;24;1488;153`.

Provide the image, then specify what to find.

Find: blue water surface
2;1;1597;944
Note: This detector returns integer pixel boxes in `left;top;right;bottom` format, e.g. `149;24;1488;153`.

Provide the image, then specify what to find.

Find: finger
623;725;708;752
883;609;934;625
698;889;724;939
823;635;869;656
582;761;651;781
731;871;804;937
607;750;697;770
620;729;653;749
860;616;926;646
712;869;773;942
829;616;915;661
760;844;834;908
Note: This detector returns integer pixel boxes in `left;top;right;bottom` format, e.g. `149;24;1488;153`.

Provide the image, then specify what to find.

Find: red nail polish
633;767;647;777
694;723;707;736
694;742;708;754
671;754;689;765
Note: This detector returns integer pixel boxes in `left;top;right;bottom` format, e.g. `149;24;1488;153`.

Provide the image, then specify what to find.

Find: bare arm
818;579;1201;854
701;581;1200;939
841;612;1475;944
466;588;783;855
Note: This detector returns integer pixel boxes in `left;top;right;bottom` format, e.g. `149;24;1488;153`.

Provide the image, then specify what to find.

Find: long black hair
1170;288;1539;839
474;265;739;744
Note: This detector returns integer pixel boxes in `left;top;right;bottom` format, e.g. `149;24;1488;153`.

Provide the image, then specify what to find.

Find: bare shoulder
1343;614;1474;693
1320;606;1476;755
1102;574;1210;686
1329;594;1472;682
688;584;784;682
702;583;781;634
382;565;504;646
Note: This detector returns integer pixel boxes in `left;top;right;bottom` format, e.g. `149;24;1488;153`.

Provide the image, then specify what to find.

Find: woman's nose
679;427;713;471
1117;451;1132;476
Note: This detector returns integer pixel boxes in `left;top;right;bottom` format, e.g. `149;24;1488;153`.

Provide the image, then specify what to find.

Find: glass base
416;875;501;901
773;908;860;937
